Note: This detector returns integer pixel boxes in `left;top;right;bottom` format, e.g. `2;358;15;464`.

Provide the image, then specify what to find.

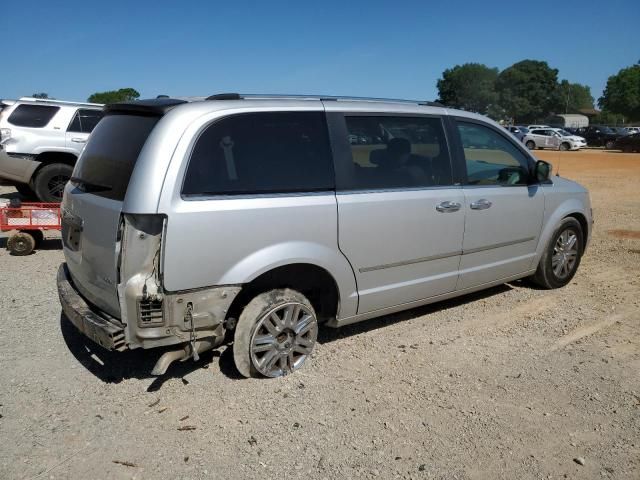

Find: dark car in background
610;126;630;136
505;125;528;141
614;133;640;153
575;125;621;149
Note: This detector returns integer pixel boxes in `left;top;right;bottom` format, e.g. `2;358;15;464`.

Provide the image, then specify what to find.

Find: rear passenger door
328;111;465;314
452;119;545;289
66;109;104;149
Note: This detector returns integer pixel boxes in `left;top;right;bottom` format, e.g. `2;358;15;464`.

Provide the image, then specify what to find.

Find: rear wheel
34;163;74;203
525;140;536;150
532;218;583;289
7;232;36;256
233;289;318;378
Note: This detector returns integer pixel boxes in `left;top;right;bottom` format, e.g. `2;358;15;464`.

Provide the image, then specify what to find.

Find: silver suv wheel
234;289;318;378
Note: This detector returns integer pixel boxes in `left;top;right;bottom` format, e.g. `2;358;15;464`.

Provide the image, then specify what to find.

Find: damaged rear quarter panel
117;214;240;349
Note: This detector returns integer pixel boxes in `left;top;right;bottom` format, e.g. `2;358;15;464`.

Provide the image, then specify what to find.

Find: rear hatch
61;104;171;318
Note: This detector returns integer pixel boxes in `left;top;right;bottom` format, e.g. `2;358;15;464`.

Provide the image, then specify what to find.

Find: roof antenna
555;139;562;177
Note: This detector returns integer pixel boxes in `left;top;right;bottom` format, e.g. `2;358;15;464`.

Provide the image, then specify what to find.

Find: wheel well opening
566;213;588;245
34;152;77;169
226;264;340;325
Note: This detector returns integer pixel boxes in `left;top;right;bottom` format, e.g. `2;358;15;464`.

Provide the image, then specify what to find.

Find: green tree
31;92;50;99
87;88;140;104
497;60;559;123
553;80;594;113
436;63;499;114
598;64;640;121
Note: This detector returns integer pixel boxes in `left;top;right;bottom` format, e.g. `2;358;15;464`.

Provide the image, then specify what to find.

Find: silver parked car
57;94;592;378
0;97;103;201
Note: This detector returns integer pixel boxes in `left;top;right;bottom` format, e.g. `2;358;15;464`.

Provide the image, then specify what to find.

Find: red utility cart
0;202;61;255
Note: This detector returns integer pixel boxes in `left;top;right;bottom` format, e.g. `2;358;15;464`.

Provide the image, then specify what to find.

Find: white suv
0;97;103;202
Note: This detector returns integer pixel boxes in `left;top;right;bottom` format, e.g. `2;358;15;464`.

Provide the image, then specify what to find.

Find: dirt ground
0;149;638;480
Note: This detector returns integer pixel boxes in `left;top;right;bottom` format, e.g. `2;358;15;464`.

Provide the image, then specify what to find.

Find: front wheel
559;142;570;151
531;218;584;289
604;140;615;150
233;289;318;378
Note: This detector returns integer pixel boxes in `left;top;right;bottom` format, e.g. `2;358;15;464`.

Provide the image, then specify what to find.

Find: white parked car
523;128;583;151
0;97;103;201
626;127;640;135
551;128;587;148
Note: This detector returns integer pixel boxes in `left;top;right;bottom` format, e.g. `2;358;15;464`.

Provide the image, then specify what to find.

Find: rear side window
68;109;104;133
7;104;60;127
71;114;159;201
182;112;334;196
457;121;530;186
338;115;453;190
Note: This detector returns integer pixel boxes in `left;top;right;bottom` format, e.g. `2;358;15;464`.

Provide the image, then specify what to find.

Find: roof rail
19;97;102;107
203;93;445;107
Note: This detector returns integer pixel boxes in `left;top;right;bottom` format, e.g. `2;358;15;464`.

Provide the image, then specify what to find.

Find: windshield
557;129;571;136
71;114;160;201
599;126;614;134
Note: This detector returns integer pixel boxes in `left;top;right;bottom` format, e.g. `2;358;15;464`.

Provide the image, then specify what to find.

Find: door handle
470;199;492;210
436;201;461;213
71;138;87;143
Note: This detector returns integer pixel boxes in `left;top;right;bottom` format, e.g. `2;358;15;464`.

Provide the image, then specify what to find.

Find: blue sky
3;1;639;105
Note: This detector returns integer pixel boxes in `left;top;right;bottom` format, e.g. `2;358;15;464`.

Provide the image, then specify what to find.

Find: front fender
218;241;359;318
533;193;591;268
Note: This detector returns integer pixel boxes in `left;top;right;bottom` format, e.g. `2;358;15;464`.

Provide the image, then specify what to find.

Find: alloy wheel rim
552;228;578;279
250;302;318;378
48;175;68;199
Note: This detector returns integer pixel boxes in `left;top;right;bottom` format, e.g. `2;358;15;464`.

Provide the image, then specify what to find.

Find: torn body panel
117;214;241;349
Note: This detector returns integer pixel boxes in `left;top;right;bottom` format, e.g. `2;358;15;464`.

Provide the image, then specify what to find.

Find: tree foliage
598;64;640;121
87;88;140;104
553;80;594;114
496;60;559;123
437;63;499;114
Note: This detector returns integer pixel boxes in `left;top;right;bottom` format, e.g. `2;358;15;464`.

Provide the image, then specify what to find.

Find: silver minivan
57;94;592;378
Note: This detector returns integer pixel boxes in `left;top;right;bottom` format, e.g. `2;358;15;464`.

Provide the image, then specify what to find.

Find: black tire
604;140;615;150
24;229;44;247
525;140;536;150
33;163;74;203
559;142;570;151
233;289;318;378
622;145;633;153
531;217;584;289
7;232;36;256
14;183;37;199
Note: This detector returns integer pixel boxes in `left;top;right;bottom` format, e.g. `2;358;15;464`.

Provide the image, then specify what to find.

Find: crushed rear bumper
57;263;127;351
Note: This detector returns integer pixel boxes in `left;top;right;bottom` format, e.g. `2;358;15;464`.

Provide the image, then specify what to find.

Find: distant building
548;114;589;128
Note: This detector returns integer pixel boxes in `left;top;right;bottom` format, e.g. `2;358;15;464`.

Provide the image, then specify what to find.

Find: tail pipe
151;337;222;376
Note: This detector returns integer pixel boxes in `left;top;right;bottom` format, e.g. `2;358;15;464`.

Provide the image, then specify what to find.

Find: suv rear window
71;114;159;201
182;112;334;196
68;109;104;133
8;104;60;127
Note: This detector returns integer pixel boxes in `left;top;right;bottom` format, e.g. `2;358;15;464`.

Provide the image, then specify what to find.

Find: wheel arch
534;198;591;267
226;262;343;326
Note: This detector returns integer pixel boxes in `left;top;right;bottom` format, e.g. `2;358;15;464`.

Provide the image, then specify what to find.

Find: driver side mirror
533;160;552;183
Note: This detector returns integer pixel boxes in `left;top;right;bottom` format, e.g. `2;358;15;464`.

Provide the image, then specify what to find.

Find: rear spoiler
105;98;187;116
